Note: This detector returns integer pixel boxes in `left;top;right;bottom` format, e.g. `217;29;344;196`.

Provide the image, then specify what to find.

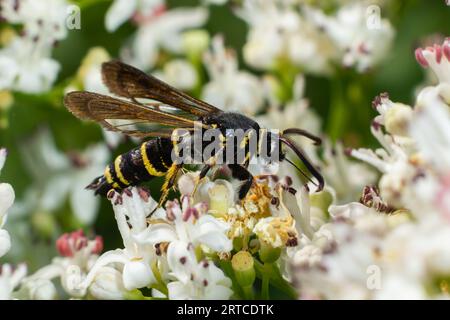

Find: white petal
131;28;159;69
0;55;18;90
80;249;128;289
105;0;137;32
89;266;126;300
167;281;191;300
40;175;71;212
158;8;209;53
0;229;11;258
204;285;233;300
122;259;154;290
132;223;177;245
329;202;373;220
70;176;100;225
25;279;58;300
0;148;7;173
0;183;14;223
194;215;232;252
167;241;196;283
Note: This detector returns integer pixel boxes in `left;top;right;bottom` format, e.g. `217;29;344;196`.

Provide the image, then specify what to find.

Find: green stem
242;285;254;300
254;260;298;300
327;76;347;142
151;261;168;297
261;262;272;300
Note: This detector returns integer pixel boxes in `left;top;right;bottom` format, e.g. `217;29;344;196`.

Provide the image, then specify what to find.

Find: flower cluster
290;37;450;299
237;0;394;74
0;0;71;93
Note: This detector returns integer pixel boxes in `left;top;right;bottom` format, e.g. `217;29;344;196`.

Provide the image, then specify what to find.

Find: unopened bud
209;184;231;216
385;103;413;136
231;251;256;288
259;240;281;263
182;30;210;60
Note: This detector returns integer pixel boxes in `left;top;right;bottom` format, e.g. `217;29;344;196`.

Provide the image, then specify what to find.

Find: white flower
292;222;381;300
72;47;111;94
202;36;264;115
0;0;70;93
19;279;58;300
350;114;416;209
0;264;27;300
126;7;208;70
372;93;414;138
24;229;103;298
17;129;109;225
166;241;233;300
105;0;165;32
0;148;15;258
415;38;450;84
88;267;127;300
306;2;394;72
258;75;320;136
237;1;393;74
411;87;450;174
0;0;68;41
409;85;450;220
0;37;60;93
80;188;161;292
376;221;450;299
155;59;198;91
321;141;377;204
255;75;322;181
237;0;308;71
133;194;232;253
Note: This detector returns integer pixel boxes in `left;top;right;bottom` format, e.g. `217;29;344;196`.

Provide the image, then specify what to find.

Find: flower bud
0;28;16;46
182;30;210;60
259;240;281;263
209;183;232;216
309;190;333;214
178;173;196;196
25;279;58;300
0;91;13;112
163;59;198;91
384;103;413;136
122;260;154;291
89;267;127;300
231;251;256;288
31;211;56;239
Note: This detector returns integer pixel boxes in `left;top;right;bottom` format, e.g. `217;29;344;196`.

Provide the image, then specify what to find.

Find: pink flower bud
56;230;103;257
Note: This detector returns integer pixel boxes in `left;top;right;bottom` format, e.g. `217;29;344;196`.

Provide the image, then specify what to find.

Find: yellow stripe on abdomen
114;155;130;186
140;142;165;177
104;165;120;189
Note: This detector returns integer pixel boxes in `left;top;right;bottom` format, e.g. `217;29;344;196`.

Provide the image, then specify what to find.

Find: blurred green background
0;0;449;268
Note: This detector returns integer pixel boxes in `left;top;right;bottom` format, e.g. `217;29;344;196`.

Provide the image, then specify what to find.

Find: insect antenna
282;128;322;146
280;135;324;192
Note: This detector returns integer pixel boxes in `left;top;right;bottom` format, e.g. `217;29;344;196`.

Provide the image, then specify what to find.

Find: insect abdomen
87;137;174;196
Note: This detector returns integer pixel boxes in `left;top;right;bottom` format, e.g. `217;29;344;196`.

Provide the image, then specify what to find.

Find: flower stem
242;285;254;300
151;261;168;297
327;76;347;142
261;262;272;300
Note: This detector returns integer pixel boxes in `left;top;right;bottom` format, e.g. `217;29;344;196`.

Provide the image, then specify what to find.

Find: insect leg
228;164;254;200
191;164;213;198
148;164;181;217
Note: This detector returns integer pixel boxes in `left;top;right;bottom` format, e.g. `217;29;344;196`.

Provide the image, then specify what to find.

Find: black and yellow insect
64;60;324;208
